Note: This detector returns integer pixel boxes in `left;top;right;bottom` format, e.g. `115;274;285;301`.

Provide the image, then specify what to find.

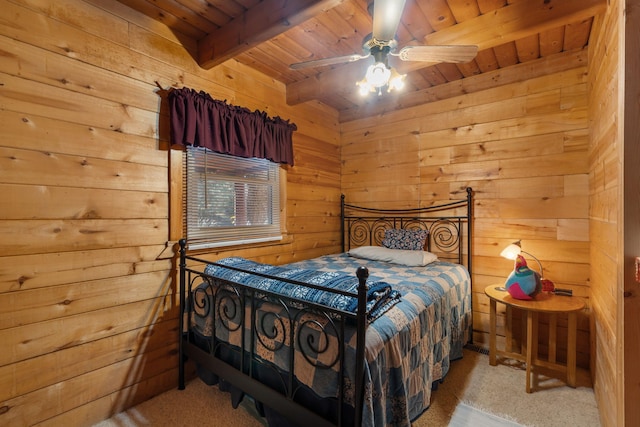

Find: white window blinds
184;146;281;249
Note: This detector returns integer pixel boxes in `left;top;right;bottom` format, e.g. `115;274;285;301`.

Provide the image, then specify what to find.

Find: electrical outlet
636;257;640;283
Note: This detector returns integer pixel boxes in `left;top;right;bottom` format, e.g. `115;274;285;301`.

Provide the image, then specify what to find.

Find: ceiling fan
289;0;478;94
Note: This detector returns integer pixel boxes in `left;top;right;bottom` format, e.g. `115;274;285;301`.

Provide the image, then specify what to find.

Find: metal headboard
340;187;473;273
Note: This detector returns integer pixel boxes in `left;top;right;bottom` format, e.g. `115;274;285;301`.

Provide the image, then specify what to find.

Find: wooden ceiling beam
197;0;345;69
286;0;607;106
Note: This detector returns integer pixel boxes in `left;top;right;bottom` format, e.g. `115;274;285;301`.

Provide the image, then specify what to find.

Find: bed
178;188;473;427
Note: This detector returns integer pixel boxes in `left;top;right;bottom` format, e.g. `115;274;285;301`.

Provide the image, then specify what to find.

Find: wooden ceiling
117;0;607;122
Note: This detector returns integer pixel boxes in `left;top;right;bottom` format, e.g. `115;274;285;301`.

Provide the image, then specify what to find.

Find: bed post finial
356;265;368;281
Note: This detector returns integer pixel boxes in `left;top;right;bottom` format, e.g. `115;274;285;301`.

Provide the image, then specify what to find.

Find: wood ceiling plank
420;65;448;86
115;0;211;39
474;49;500;72
476;0;506;14
233;0;261;8
446;0;481;23
198;0;344;69
515;34;540;62
401;0;435;41
435;62;465;82
335;0;373;39
539;26;565;57
493;42;519;67
563;18;594;51
296;4;370;58
455;60;482;78
296;15;357;57
316;7;366;54
202;0;246;17
173;0;235;26
269;33;315;61
417;0;457;31
237;42;305;83
280;25;341;67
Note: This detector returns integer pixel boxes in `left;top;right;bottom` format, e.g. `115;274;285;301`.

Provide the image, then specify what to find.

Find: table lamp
500;240;544;276
500;240;572;296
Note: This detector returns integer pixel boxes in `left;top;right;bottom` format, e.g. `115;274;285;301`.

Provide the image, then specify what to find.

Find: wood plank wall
341;51;591;368
0;0;341;425
622;1;640;425
587;0;640;426
587;2;621;425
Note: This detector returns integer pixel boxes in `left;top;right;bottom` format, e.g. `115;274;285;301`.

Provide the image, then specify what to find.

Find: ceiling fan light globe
365;62;391;88
356;79;372;96
388;68;406;92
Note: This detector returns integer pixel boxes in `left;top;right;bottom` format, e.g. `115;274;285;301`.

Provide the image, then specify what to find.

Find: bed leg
178;239;186;390
354;266;369;427
178;337;185;390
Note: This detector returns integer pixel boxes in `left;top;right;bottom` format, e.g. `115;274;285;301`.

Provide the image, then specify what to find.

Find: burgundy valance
168;87;296;166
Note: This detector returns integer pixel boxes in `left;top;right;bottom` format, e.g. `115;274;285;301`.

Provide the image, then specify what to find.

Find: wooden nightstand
484;285;585;393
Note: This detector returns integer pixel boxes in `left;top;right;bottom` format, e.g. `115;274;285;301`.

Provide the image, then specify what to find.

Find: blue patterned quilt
204;257;401;322
191;253;471;427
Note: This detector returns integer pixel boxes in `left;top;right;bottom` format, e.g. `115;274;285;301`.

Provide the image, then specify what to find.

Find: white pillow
348;246;438;267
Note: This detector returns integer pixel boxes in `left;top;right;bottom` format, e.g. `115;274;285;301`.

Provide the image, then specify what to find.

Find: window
184;146;282;249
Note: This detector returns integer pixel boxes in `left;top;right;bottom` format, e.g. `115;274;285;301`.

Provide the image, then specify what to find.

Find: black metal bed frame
341;187;473;270
177;188;473;427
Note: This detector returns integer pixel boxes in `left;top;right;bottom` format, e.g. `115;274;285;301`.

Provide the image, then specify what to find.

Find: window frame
169;146;287;251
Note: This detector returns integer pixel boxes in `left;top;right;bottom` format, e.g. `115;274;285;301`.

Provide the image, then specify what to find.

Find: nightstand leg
567;312;578;387
525;311;535;393
521;309;526;356
489;299;497;366
505;305;513;353
549;313;557;363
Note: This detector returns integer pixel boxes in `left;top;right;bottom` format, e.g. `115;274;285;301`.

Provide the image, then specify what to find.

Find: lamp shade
500;242;522;260
500;240;544;277
387;68;405;91
365;62;391;88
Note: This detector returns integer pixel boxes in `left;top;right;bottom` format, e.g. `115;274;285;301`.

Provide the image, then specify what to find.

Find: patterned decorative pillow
381;228;429;251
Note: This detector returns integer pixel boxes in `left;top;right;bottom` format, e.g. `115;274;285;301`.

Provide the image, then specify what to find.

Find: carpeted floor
93;348;601;427
412;349;600;426
448;402;524;426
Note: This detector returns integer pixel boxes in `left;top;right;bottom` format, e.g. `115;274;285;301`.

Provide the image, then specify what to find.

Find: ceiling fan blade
289;53;370;70
372;0;407;41
395;45;478;63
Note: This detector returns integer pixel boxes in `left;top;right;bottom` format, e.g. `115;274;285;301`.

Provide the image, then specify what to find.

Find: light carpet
94;348;601;426
449;402;523;427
